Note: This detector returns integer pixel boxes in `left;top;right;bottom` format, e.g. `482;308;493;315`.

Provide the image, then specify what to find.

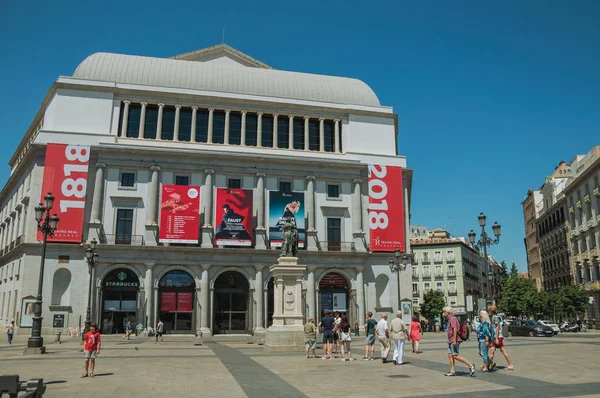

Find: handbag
341;332;351;342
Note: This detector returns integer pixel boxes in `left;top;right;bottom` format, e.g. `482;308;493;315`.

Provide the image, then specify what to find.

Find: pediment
171;44;272;69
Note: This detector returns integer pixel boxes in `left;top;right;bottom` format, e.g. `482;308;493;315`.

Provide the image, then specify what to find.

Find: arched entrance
319;272;351;319
158;270;195;333
213;271;250;334
101;268;140;334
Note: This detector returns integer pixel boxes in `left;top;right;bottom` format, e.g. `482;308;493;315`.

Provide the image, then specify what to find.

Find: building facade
523;189;543;291
0;45;413;337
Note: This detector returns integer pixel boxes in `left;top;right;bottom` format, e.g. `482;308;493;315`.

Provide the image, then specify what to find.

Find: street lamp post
468;213;501;305
83;239;99;340
26;193;60;353
389;248;413;312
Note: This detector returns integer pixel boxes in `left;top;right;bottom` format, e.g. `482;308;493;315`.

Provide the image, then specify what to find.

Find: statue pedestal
264;257;306;352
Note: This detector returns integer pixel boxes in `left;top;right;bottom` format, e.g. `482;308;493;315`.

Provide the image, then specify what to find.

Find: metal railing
422;272;431;278
0;375;45;398
412;290;420;297
101;234;145;246
317;241;355;252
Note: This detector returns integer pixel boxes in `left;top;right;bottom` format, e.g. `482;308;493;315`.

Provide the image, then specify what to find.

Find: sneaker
469;365;476;377
507;365;514;371
322;356;327;360
350;358;355;361
444;372;456;377
362;357;369;361
393;360;397;365
369;357;374;361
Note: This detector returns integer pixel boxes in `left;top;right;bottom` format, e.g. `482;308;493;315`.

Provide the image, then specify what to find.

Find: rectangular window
327;218;341;251
161;106;176;141
435;265;442;276
450;297;457;306
229;112;242;145
308;119;320;151
245;113;258;146
277;116;289;149
195;109;209;142
447;250;455;261
412;299;419;306
126;104;141;138
212;110;226;144
175;175;189;186
262;115;274;147
323;120;335;152
449;281;456;292
279;181;292;194
293;117;304;149
327;184;340;198
448;265;455;276
115;209;134;244
178;108;193;142
434;251;442;262
422;252;429;262
412;283;418;293
228;179;241;189
424;282;430;291
144;104;159;139
436;282;443;291
119;172;135;188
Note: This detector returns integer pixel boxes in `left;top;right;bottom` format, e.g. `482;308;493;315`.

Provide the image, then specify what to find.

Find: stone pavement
1;331;599;397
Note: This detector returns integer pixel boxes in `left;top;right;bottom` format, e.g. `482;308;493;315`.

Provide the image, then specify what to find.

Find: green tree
421;289;446;320
559;285;590;319
499;261;509;286
525;290;553;319
509;263;519;278
499;275;535;317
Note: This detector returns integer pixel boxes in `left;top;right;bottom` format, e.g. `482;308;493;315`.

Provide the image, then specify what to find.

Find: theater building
0;44;413;337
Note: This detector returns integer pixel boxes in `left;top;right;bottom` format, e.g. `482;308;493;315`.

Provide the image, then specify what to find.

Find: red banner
160;292;177;312
159;184;201;243
214;188;253;246
37;144;91;243
368;165;405;252
177;292;193;312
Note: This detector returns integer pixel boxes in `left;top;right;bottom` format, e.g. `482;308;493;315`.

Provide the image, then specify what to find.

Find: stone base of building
23;346;46;355
264;327;305;352
254;327;266;345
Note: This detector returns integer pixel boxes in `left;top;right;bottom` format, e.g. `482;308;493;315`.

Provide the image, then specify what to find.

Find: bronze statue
280;220;298;257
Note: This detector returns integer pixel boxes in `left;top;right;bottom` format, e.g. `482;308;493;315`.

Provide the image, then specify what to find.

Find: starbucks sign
104;268;139;288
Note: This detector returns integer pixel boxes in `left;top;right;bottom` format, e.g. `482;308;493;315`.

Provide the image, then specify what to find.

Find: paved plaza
1;331;599;397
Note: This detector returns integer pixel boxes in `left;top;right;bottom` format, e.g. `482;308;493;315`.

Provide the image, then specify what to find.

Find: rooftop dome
72;52;381;107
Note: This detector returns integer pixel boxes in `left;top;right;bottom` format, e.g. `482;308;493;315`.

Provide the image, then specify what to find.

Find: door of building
213;271;249;334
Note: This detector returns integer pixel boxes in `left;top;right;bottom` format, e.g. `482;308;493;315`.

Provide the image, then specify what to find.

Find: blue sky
1;1;599;271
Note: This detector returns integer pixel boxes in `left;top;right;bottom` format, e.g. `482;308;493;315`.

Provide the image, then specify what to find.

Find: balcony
422;257;430;265
446;256;455;263
584;194;591;204
102;234;145;246
434;272;444;279
448;289;457;296
412;271;419;279
412;290;420;297
317;241;355;252
447;270;456;278
422;271;431;279
433;256;443;264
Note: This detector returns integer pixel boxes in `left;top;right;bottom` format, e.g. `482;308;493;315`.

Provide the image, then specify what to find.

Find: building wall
523;191;543;291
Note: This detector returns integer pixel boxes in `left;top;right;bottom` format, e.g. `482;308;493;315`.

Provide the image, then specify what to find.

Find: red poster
159;184;201;243
160;292;177;312
37;144;90;243
177;292;193;312
368;165;405;252
214;188;253;247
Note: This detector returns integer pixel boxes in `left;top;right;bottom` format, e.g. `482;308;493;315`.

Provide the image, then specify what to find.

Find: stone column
356;267;365;328
319;118;325;152
255;172;267;249
273;114;278;148
334;119;340;153
200;265;211;335
145;165;160;246
138;102;147;139
307;266;316;321
121;101;130;137
257;113;263;147
191;107;198;142
288;115;294;149
145;265;154;327
306;175;318;250
201;170;214;248
224;109;230;144
90;163;106;224
241;111;247;146
207;108;214;143
173;105;181;141
156;103;164;140
352;178;366;251
255;266;265;336
304;117;310;150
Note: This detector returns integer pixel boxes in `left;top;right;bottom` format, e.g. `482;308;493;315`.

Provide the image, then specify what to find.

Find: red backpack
459;322;470;341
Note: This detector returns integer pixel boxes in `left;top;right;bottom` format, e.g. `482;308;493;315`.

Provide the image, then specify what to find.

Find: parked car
538;320;560;335
508;320;554;337
471;317;481;332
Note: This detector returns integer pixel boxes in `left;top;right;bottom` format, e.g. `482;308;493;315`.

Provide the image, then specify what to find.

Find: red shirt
84;332;101;351
447;315;461;344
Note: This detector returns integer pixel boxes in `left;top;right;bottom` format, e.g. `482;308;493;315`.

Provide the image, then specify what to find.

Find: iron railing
317;241;355;252
101;234;145;246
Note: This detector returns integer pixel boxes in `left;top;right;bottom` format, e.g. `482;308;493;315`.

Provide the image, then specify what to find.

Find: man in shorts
318;310;335;359
443;306;475;377
82;323;101;378
304;317;317;358
363;312;377;360
155;319;164;345
487;305;514;371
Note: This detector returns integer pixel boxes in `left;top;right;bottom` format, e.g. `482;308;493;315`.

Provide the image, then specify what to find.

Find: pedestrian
476;310;493;372
5;320;15;345
376;314;390;363
410;316;422;353
354;319;359;336
82;323;101;378
390;311;409;365
332;311;341;356
362;312;377;360
487;305;514;371
318;309;335;360
123;320;132;340
303;317;317;358
443;306;476;377
155;319;164;345
339;316;354;361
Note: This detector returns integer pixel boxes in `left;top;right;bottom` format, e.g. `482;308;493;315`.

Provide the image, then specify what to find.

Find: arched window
51;268;72;305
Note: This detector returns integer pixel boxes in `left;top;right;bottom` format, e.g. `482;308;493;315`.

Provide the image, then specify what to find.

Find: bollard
53;331;62;344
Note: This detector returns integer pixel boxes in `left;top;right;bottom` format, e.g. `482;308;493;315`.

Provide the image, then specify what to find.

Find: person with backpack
460;319;471;342
443;306;476;377
487;305;514;371
476;310;494;372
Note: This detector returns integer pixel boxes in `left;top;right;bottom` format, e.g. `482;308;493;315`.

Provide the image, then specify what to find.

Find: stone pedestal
264;257;306;352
